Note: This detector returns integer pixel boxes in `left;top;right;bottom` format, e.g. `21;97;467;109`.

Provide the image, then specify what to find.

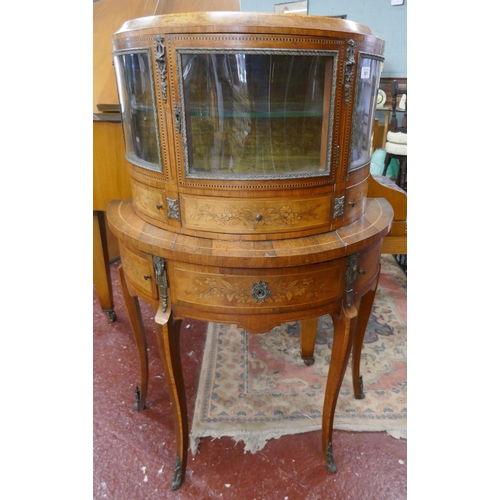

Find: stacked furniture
106;12;393;490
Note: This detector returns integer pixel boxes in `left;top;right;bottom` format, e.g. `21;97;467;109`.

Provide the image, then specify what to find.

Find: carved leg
382;152;391;177
322;304;358;473
300;317;319;366
118;265;148;411
155;304;187;491
395;158;403;188
400;157;407;190
351;269;380;399
93;211;116;321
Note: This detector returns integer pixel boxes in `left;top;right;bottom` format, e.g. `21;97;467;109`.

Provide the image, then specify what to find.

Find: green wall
240;0;407;78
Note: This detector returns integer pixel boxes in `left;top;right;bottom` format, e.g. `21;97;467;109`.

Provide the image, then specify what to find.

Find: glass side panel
349;56;382;171
113;50;162;173
178;50;336;180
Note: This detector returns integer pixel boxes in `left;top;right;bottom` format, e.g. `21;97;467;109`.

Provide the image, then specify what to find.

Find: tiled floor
94;260;407;499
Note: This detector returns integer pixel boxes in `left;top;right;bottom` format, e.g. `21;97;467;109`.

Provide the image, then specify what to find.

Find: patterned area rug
190;255;407;454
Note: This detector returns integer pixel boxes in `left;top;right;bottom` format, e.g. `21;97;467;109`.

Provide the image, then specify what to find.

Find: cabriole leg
322;304;358;473
118;265;148;410
351;268;380;399
155;304;187;491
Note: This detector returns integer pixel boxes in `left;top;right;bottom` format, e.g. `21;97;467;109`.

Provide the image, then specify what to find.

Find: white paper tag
361;66;371;79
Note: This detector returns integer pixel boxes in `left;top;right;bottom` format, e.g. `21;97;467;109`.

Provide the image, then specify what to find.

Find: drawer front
131;178;167;221
179;193;332;236
119;242;158;300
354;243;382;292
169;260;345;314
343;177;368;225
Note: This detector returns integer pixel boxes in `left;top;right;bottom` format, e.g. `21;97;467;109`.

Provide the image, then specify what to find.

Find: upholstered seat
385;131;407;154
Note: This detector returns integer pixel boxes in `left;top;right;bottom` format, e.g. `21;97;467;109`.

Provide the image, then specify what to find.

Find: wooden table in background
93;0;241;320
93;113;133;321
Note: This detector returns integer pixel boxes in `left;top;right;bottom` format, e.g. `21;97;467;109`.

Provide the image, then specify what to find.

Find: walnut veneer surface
105;11;394;491
111;12;385;241
107;198;393;489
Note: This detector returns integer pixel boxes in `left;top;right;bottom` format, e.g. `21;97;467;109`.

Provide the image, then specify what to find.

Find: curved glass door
177;49;337;180
113;49;162;173
349;55;383;171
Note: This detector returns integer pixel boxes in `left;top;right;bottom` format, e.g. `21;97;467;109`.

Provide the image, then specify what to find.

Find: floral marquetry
180;271;331;307
180;193;332;236
191;203;321;228
108;11;391;492
112;11;384;239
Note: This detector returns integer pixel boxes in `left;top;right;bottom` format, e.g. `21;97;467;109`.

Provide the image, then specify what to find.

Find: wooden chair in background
371;118;379;154
367;174;407;256
382;80;407;190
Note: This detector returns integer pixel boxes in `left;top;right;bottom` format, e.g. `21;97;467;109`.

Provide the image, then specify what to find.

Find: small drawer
119;242;158;300
179;193;332;236
343;177;368;225
354;243;382;292
169;260;345;315
130;178;167;221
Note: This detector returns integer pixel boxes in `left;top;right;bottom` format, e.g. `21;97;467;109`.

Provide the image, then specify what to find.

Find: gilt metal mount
326;442;338;473
251;281;271;303
345;252;359;307
174;103;182;133
134;386;141;410
334;196;345;219
154;35;167;102
167;198;180;220
170;455;183;490
153;255;168;312
102;308;117;322
344;39;356;105
358;375;366;399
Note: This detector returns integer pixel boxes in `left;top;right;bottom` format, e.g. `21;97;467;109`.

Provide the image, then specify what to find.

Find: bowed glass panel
113;49;162;173
178;50;337;180
349;55;383;171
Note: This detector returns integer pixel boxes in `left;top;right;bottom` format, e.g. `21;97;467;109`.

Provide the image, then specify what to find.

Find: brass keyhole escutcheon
251;281;271;302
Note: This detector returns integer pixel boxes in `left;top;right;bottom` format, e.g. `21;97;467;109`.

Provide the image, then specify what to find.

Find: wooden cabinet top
110;12;386;241
114;12;382;42
106;198;393;268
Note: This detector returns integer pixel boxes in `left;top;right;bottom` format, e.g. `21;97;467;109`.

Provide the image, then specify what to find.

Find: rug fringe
190;424;406;455
190;424;321;455
386;429;407;440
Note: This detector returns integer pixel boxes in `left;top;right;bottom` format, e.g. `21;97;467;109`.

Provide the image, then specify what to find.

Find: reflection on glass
349;56;382;171
114;50;162;172
178;51;336;179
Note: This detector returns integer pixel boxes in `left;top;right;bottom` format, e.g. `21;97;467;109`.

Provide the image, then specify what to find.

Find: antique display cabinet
107;12;392;491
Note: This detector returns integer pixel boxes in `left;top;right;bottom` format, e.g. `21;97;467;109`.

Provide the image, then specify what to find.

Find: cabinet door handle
349;201;356;207
144;275;151;280
156;203;163;210
358;269;366;275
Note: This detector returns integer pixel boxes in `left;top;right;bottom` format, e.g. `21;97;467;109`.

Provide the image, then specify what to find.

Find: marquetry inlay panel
169;260;346;313
179;193;332;235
